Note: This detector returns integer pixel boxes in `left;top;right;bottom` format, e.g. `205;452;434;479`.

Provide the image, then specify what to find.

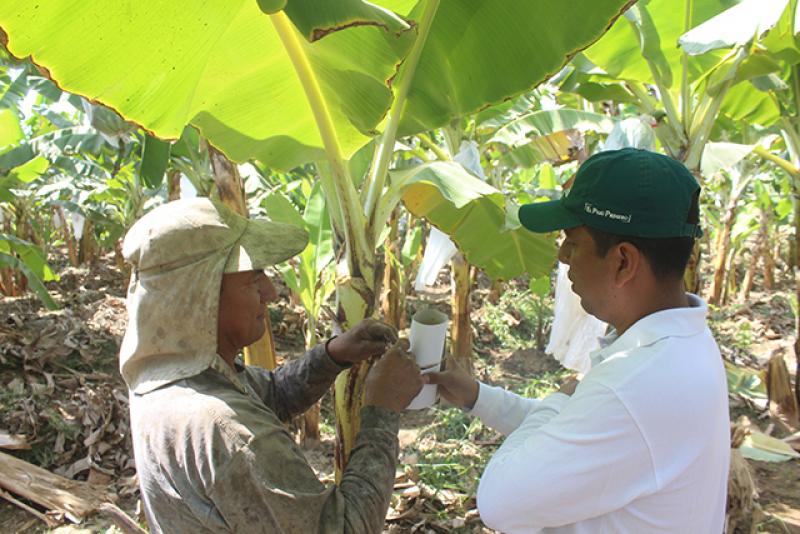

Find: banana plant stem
363;0;441;236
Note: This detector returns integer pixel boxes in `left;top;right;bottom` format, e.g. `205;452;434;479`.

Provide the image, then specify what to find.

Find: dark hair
584;190;699;280
584;227;694;280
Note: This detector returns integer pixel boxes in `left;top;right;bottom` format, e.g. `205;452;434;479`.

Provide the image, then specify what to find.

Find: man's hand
364;340;423;413
326;318;398;365
558;376;580;396
423;365;479;410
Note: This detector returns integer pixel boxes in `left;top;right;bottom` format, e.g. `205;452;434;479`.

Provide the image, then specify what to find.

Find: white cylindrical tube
406;308;447;410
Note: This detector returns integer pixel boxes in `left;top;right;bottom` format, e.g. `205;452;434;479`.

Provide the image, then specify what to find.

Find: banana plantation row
1;0;799;512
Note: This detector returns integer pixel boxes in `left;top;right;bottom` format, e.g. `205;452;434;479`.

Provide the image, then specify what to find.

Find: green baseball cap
518;148;703;238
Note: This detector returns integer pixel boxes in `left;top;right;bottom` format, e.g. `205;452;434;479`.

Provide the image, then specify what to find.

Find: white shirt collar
590;293;708;367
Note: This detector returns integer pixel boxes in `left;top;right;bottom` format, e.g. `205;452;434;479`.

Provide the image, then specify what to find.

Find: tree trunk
0;267;11;296
114;240;131;283
209;146;277;370
683;241;702;295
401;217;426;330
488;279;503;305
209;146;247;215
710;200;736;305
794;178;800;412
61;207;79;268
709;172;753;305
314;160;377;482
78;220;96;266
167;169;182;201
450;252;473;375
761;210;775;291
380;207;403;330
766;353;800;431
738;241;759;302
332;274;376;479
682;169;704;294
721;250;736;306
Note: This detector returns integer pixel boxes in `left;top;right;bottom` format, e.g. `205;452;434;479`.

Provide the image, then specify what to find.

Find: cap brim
518;200;583;233
224;219;309;273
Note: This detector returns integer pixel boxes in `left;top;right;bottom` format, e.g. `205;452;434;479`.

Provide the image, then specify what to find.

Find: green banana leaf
678;0;789;55
140;135;171;190
583;0;741;88
489;109;615;167
489;110;616;149
0;1;415;171
0;0;634;169
391;161;557;281
0;234;59;310
0;108;23;151
390;0;637;136
719;80;782;125
762;0;800;63
263;184;334;316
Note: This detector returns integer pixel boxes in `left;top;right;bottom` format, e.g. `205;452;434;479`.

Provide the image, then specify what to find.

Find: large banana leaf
390;161;557;281
762;0;800;63
489;109;616;166
719;79;782;125
0;1;414;171
389;0;638;136
678;0;789;55
489;110;616;148
0;108;23;150
583;0;742;88
1;1;634;169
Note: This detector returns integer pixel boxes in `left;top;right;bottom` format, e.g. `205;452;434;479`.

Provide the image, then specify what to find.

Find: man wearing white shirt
425;148;730;533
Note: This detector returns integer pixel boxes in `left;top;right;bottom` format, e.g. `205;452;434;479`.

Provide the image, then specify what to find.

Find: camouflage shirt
129;344;400;534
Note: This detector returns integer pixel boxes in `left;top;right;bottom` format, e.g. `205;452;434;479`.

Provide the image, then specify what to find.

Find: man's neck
613;284;689;336
216;343;238;371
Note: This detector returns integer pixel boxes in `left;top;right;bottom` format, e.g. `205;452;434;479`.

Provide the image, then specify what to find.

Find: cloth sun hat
119;198;308;394
123;197;309;276
518;148;703;238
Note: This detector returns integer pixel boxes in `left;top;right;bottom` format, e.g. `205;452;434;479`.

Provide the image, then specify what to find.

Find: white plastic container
406;308;448;410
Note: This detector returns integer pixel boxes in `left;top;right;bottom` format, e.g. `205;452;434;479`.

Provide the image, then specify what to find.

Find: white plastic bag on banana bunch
414;141;483;292
545;262;607;375
602;116;656;152
415;227;458;291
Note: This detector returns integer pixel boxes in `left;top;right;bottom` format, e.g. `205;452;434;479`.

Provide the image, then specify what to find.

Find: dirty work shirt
129;344;400;534
472;294;730;533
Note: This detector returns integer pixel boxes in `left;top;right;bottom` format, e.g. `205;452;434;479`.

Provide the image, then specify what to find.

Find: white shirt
472;295;729;533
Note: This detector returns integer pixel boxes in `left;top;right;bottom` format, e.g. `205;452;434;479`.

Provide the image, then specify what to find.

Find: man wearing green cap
120;198;423;533
426;148;729;533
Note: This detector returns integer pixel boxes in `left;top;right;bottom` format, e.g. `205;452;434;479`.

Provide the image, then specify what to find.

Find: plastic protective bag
414;227;458;291
545;263;607;374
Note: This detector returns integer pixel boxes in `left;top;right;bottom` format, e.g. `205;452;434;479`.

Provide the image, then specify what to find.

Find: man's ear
613;242;641;287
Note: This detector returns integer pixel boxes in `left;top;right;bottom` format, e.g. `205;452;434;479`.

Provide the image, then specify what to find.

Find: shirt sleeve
476;380;657;532
242;343;347;422
470;382;570;435
209;405;400;534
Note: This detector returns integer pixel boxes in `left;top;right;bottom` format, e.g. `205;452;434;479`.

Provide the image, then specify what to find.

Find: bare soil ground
1;254;798;533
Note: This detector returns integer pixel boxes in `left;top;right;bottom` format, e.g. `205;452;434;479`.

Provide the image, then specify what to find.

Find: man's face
217;270;277;352
557;226;616;321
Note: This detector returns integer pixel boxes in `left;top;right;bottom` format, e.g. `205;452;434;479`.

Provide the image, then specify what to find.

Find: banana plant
558;0;790;291
562;0;788;168
0;0;636;474
264;182;336;350
262;180;335;446
0;159;58;308
711;0;800;411
700;142;764;305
